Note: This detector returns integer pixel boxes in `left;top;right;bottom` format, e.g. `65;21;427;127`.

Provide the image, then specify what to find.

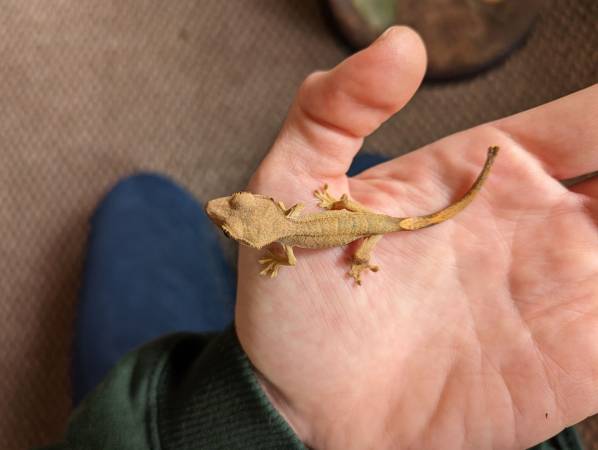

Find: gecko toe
314;185;339;210
349;262;379;285
259;253;283;278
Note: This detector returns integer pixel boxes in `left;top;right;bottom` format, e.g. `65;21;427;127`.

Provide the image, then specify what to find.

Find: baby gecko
206;146;499;284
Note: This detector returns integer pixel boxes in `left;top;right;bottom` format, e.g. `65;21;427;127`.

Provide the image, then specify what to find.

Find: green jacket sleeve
36;325;584;450
38;327;305;450
528;427;584;450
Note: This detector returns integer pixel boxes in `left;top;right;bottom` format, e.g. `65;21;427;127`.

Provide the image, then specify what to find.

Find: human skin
234;26;598;449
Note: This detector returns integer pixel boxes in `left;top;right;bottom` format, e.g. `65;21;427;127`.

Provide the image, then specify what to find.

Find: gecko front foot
259;245;296;278
349;261;379;285
259;251;284;278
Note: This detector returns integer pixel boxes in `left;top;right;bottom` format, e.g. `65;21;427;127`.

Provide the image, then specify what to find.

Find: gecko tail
397;146;499;231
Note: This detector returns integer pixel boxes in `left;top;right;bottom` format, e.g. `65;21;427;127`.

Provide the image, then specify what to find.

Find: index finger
493;84;598;180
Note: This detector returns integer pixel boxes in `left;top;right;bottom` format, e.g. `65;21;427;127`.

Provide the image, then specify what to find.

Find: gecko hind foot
314;184;339;210
349;262;379;285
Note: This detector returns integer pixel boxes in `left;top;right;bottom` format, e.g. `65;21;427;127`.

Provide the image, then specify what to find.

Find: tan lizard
205;146;499;284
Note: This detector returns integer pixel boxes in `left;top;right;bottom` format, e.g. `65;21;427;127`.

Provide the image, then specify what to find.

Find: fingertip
345;25;427;113
377;25;427;77
377;25;425;54
315;24;426;134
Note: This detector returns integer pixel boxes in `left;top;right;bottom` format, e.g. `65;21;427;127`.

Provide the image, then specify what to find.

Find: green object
36;326;584;449
528;426;585;450
352;0;396;29
36;329;304;449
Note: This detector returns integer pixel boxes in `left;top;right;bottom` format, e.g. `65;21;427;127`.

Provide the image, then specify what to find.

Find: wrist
253;365;400;450
254;368;317;448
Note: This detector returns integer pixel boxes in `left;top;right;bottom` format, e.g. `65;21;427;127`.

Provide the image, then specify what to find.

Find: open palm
234;27;598;450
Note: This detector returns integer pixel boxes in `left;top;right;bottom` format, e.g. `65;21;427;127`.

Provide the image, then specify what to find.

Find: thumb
256;26;426;185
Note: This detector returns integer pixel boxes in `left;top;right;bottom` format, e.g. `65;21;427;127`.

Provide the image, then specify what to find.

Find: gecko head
205;192;277;248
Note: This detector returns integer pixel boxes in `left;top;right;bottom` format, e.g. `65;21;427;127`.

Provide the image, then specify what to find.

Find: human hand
235;26;598;449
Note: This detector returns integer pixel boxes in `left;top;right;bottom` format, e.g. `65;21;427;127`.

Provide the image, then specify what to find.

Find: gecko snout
204;197;230;226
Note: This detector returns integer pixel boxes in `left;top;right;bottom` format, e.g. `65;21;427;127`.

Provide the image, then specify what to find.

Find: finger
351;85;598;217
258;26;426;182
568;176;598;228
569;173;598;199
492;84;598;180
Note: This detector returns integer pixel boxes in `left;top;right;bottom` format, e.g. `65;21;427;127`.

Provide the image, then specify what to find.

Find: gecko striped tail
397;146;499;231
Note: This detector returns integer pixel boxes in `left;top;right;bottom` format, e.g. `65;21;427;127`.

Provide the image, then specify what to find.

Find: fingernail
377;26;397;42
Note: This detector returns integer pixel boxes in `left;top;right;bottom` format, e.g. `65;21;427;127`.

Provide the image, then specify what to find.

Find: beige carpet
1;1;596;448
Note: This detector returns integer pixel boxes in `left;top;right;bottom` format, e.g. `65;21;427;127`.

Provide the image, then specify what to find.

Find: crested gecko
206;146;499;284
